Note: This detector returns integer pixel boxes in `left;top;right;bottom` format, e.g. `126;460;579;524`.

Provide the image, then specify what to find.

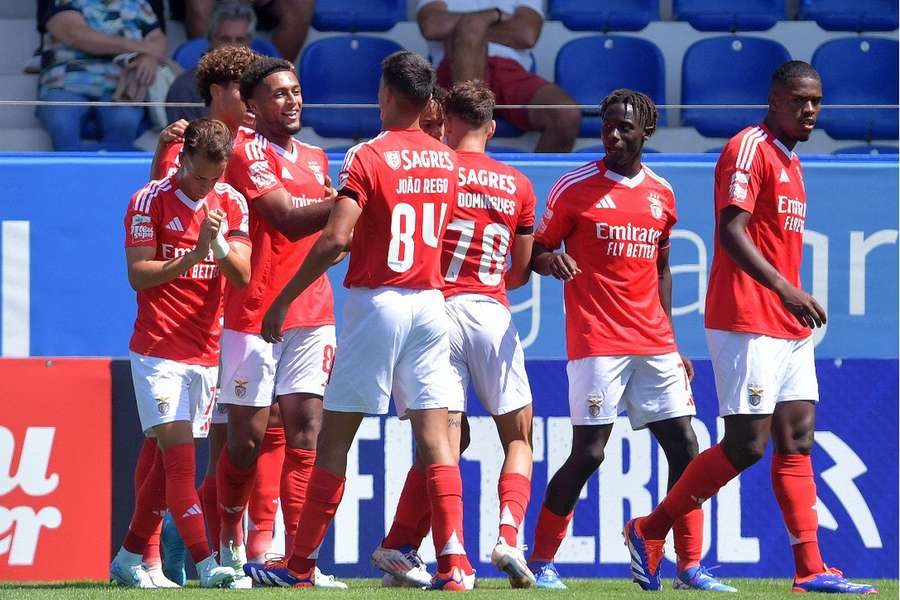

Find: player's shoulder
641;164;675;198
213;181;247;203
547;160;602;207
130;176;173;212
233;131;272;164
294;138;327;161
720;125;769;171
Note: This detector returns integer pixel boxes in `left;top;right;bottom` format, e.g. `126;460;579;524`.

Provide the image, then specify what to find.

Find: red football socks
772;453;825;578
498;473;531;547
216;448;257;547
198;475;219;549
673;507;703;571
642;444;739;540
427;464;468;574
123;444;166;555
163;443;211;564
280;446;316;552
134;438;162;564
529;505;573;563
247;427;286;560
383;466;430;550
287;466;345;574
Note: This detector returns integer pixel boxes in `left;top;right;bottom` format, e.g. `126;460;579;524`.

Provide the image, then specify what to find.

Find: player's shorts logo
647;192;664;220
155;396;171;416
587;393;603;418
234;377;249;399
384;151;401;170
747;383;764;406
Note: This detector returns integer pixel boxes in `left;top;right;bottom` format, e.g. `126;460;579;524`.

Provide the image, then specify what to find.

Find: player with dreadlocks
525;89;734;591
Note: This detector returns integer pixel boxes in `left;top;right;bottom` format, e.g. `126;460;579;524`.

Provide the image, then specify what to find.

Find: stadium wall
0;154;896;580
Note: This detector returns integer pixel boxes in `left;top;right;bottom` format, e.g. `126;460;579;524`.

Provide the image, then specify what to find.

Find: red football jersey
441;150;536;305
223;133;334;334
534;161;678;359
339;128;457;289
125;176;251;365
706;124;810;339
155;127;256;180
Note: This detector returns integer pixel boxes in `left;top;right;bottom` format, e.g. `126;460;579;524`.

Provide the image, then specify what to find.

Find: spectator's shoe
161;512;187;586
22;50;40;75
673;565;737;592
426;566;468;592
793;567;878;594
110;552;156;588
491;540;535;588
528;561;567;590
143;563;180;587
243;559;314;588
372;545;432;587
220;541;253;589
624;518;664;591
196;554;236;588
314;566;348;589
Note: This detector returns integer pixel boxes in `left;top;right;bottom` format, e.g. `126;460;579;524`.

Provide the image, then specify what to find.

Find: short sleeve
124;187;160;248
226;146;283;202
222;187;251;246
516;173;536;234
138;0;161;37
659;190;677;250
338;144;373;207
533;199;574;252
716;137;765;215
46;0;81;22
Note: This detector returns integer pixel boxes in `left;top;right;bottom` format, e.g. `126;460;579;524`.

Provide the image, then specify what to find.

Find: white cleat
220;542;253;589
314;566;348;589
110;553;156;588
143;563;181;588
372;546;432;588
491;540;536;589
197;554;236;588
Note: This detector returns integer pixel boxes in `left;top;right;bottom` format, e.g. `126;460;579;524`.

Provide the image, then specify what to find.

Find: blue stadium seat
313;0;406;32
674;0;784;31
555;36;665;137
172;38;280;70
299;36;403;139
812;38;898;140
681;36;790;138
798;0;898;31
547;0;658;31
833;145;898;155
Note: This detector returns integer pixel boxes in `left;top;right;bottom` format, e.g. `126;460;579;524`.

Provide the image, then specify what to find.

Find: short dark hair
196;45;259;105
600;88;658;136
240;56;295;101
444;80;495;127
381;51;434;108
182;118;233;163
772;60;821;86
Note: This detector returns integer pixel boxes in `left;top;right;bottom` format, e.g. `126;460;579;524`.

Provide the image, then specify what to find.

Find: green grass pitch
1;578;896;599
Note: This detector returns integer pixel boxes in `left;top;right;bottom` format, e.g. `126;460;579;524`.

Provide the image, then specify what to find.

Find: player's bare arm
149;120;189;178
657;244;693;380
253;186;334;242
125;211;217;290
486;7;542;50
261;195;362;343
417;2;498;40
531;241;580;281
505;232;534;290
719;205;826;328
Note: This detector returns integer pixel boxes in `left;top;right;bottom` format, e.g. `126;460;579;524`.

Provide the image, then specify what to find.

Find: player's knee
733;439;767;469
227;437;261;469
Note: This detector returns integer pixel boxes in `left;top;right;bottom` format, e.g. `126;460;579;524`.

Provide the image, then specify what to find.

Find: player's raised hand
548;252;581;281
196;205;223;257
323;174;338;203
261;299;289;344
777;283;827;328
160;119;189;144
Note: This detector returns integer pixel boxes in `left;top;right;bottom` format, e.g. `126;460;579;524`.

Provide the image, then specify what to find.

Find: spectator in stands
417;0;581;152
174;0;314;63
165;1;256;123
36;0;166;151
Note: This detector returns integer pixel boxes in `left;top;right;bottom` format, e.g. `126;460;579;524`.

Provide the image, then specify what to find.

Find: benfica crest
648;192;664;220
384;151;401;170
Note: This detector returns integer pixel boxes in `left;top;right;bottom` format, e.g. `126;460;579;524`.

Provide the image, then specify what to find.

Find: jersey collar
170;177;209;211
270;138;298;163
759;123;796;160
602;164;646;188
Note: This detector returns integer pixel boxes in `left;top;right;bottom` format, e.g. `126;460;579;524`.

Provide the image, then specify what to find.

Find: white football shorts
444;294;532;415
324;287;456;416
210;386;229;425
130;351;216;438
218;325;336;408
706;329;819;416
566;353;695;429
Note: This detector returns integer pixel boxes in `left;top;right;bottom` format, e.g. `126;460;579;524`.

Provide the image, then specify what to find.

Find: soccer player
243;50;470;590
624;62;877;594
527;89;731;591
419;84;447;141
213;56;345;589
372;80;537;589
110;118;252;589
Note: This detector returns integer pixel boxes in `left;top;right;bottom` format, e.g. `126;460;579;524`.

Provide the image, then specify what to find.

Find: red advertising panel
0;359;111;581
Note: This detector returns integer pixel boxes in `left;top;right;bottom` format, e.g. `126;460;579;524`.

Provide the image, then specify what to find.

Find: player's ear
487;119;496;140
